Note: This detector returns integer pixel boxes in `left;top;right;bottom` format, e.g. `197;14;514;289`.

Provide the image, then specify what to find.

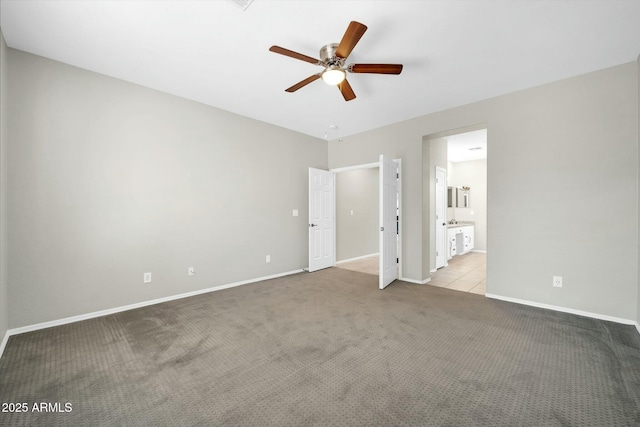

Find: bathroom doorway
423;125;487;294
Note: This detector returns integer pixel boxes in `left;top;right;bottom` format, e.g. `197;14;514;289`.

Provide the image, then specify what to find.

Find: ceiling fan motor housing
319;43;345;68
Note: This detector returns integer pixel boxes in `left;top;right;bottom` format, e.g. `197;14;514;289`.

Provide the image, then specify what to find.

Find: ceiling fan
269;21;403;101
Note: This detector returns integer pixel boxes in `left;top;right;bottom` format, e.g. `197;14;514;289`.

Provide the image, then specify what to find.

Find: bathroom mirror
448;187;470;208
458;187;470;208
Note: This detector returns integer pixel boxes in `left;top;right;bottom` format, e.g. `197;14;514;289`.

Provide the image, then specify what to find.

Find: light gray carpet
1;267;639;426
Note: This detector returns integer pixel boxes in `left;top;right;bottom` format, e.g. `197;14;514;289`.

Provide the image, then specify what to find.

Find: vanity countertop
447;221;474;229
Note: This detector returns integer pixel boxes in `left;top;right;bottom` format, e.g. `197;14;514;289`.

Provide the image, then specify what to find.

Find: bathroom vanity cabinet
447;225;474;259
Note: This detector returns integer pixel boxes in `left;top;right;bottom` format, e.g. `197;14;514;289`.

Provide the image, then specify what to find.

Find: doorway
435;166;447;269
334;165;379;274
423;125;487;294
330;158;402;287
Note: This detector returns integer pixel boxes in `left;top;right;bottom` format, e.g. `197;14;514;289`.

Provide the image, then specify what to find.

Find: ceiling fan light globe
322;68;346;85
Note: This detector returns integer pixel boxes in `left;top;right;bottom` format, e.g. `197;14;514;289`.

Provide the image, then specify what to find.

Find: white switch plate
553;276;562;287
266;255;271;263
292;209;298;217
350;210;354;216
144;272;152;284
188;267;194;276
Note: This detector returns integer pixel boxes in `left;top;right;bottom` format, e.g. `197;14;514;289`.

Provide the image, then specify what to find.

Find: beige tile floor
428;251;486;294
335;254;379;275
335;252;486;295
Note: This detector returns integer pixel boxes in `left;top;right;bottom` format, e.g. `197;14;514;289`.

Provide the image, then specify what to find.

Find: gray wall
449;159;487;251
329;62;638;320
8;49;327;328
335;168;378;261
638;54;640;326
0;29;7;340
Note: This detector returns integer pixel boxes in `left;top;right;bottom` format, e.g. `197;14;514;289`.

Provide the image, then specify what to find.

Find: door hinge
397;173;399;179
396;258;399;263
380;226;384;231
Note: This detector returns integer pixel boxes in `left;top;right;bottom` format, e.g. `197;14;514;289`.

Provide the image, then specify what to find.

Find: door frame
435;166;447;269
330;159;403;281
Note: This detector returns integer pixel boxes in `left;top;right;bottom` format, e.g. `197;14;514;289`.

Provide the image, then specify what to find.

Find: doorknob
442;223;446;226
309;223;318;227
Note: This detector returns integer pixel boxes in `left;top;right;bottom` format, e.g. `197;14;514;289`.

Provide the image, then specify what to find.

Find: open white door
308;168;335;272
379;155;399;289
435;167;447;269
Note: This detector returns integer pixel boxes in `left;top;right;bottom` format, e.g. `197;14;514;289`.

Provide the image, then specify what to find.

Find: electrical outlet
188;267;194;277
144;272;152;284
266;255;271;263
553;276;562;288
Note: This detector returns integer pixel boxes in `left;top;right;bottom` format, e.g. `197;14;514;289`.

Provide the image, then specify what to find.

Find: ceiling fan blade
285;74;322;92
349;63;404;74
335;21;368;59
269;46;320;65
338;79;356;101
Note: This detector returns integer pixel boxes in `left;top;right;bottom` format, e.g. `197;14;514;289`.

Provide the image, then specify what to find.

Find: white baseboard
4;269;305;340
336;253;379;265
486;293;637;326
471;250;487;253
400;276;431;285
636;322;640;335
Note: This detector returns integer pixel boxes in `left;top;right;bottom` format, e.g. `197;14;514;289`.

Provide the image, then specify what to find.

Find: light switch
293;209;298;217
350;210;354;216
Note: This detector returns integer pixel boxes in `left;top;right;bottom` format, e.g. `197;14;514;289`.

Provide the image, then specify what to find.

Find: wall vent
230;0;254;10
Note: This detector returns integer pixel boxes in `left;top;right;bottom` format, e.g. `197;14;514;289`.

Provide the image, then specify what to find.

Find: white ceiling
1;0;640;140
447;129;487;163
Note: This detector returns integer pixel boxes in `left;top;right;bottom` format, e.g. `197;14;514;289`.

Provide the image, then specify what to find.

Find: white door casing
379;155;399;289
435;166;447;269
308;168;335;272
